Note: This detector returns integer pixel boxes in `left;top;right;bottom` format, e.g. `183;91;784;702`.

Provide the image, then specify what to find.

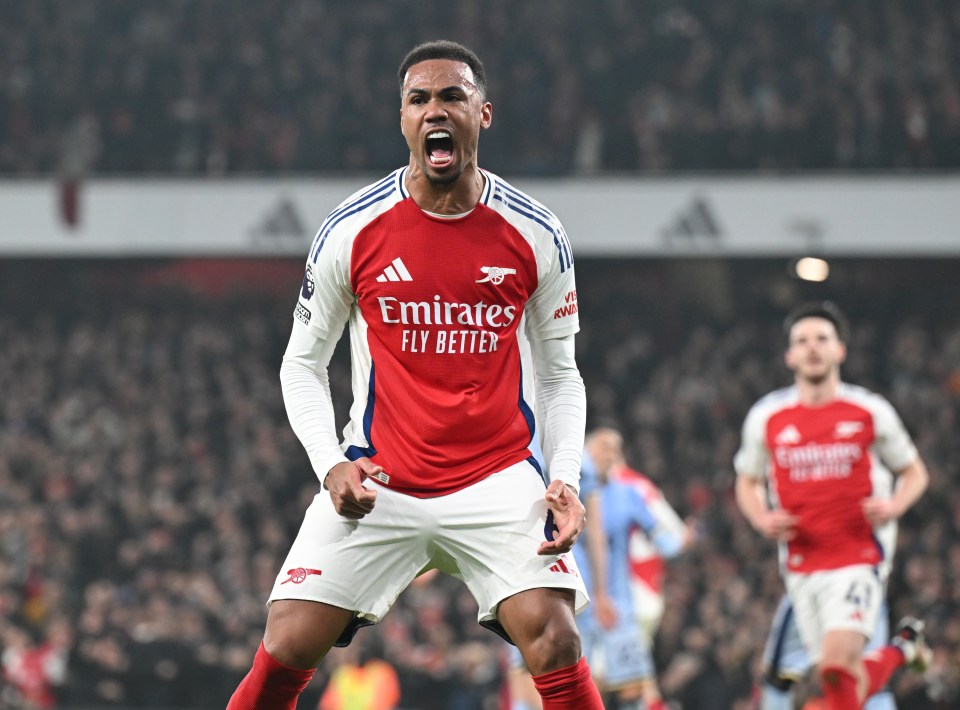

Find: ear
480;102;493;130
784;349;796;372
837;342;847;365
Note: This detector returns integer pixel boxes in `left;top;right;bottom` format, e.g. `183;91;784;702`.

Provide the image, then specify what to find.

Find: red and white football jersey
296;168;579;497
734;383;916;574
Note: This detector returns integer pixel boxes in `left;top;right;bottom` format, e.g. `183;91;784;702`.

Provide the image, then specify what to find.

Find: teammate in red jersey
227;40;603;710
734;301;931;710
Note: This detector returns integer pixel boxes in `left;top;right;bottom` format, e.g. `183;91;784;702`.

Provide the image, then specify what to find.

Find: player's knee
523;623;582;675
263;600;349;669
262;633;322;670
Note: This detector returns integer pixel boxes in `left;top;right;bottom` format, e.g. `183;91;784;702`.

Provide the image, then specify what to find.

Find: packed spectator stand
2;0;960;708
1;258;958;708
2;0;960;177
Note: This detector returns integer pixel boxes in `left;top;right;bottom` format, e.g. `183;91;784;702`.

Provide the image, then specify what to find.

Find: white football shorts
269;460;589;641
784;564;884;664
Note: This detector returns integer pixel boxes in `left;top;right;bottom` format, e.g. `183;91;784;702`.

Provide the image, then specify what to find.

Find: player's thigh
497;586;580;674
263;599;355;668
433;462;588;625
269;488;432;626
786;565;881;665
817;565;883;638
785;572;825;663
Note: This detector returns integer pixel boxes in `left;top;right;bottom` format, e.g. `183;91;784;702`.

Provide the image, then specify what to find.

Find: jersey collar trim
480;169;494;205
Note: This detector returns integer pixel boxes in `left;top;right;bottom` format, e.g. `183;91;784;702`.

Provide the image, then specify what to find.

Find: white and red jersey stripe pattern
296;168;579;497
735;383;917;574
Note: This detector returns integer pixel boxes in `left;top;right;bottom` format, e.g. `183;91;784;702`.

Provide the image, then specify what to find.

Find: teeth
426;131;450;140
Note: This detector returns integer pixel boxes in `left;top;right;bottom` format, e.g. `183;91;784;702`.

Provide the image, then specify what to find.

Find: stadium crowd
2;0;960;177
1;257;958;709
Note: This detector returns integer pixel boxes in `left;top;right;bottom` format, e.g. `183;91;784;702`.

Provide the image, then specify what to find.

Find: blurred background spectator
2;1;959;708
0;257;957;708
2;0;960;177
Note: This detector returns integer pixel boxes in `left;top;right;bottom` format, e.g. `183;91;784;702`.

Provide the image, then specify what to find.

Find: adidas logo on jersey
376;258;413;283
775;425;802;445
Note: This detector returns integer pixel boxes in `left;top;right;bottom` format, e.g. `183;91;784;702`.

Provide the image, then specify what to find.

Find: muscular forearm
890;458;930;517
735;474;768;529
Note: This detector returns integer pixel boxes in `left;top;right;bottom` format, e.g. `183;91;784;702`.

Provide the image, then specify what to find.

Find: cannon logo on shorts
281;567;323;585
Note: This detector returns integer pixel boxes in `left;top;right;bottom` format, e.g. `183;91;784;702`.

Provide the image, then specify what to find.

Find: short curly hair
783;301;850;345
397;40;487;100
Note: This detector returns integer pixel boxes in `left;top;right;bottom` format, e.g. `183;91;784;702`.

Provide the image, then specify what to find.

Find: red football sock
646;698;667;710
820;666;860;710
863;646;904;696
226;641;316;710
532;656;604;709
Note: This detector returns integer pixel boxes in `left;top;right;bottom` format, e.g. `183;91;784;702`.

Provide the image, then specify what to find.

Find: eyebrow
405;85;469;98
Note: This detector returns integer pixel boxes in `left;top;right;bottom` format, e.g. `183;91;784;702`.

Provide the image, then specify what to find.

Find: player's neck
405;162;485;215
795;374;841;407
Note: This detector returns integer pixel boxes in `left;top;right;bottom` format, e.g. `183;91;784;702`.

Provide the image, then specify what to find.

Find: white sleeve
524;225;579;340
279;319;349;485
648;496;687;539
871;394;918;471
530;333;586;494
733;403;770;479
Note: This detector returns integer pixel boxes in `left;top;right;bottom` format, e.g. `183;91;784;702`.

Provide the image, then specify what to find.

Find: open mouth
425;130;455;167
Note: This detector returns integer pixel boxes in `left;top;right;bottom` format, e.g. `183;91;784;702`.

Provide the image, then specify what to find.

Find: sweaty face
785;317;846;384
400;59;492;185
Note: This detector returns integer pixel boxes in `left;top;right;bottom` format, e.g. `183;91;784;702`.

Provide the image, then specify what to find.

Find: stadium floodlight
792;256;830;282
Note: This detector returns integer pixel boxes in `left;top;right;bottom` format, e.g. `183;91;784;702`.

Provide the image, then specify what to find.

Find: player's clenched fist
324;459;380;519
538;479;586;555
754;508;798;541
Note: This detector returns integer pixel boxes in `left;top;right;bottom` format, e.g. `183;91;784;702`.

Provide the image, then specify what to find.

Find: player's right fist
755;508;798;541
325;459;379;519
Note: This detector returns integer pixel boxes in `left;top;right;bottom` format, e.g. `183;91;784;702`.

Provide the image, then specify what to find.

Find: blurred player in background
228;40;604;709
505;431;610;710
507;428;687;710
576;428;686;710
735;301;931;710
612;457;698;678
761;594;896;709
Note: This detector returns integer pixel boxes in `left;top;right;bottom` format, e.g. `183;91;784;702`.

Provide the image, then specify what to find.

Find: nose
424;98;449;121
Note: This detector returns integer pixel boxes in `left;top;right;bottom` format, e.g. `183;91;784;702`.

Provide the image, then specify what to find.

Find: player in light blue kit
761;594;897;709
574;428;685;710
506;427;683;710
